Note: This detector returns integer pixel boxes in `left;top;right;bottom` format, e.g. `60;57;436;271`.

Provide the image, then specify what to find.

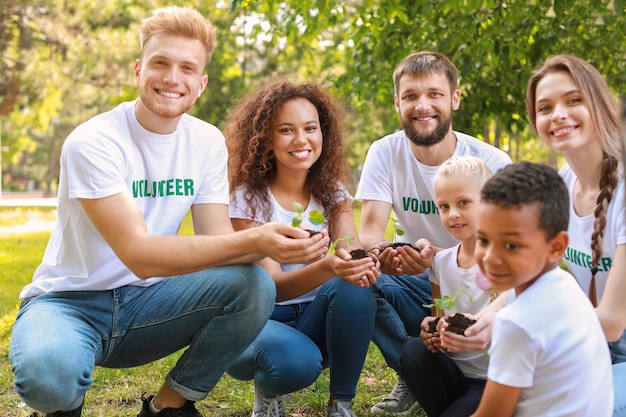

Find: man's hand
396;238;434;276
370;243;403;275
440;312;494;352
257;223;330;265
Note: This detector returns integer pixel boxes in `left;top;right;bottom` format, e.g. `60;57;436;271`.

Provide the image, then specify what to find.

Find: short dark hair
481;161;569;240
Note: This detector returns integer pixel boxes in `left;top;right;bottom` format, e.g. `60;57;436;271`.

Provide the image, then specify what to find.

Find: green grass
0;207;57;228
0;208;425;416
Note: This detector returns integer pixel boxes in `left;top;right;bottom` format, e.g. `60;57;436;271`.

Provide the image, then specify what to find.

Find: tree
235;0;626;165
3;0;626;192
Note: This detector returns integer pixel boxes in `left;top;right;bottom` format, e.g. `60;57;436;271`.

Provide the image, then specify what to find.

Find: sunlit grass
0;207;423;416
0;207;57;227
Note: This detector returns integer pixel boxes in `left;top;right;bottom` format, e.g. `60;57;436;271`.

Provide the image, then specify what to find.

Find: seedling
328;236;355;254
391;217;405;236
291;202;325;228
423;289;473;317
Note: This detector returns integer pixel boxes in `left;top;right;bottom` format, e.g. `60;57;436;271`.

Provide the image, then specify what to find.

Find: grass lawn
0;208;426;416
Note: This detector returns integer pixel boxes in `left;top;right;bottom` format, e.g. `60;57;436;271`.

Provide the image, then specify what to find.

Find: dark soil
428;317;440;333
304;229;320;237
386;242;419;250
428;313;476;336
349;248;377;262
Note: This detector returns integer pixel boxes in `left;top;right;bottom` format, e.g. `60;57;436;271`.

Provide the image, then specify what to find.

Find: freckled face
271;98;323;175
434;174;481;242
134;34;207;133
533;71;597;156
474;202;559;295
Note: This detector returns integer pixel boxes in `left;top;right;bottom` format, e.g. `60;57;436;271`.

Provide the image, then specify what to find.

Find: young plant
391;217;405;236
291;202;325;228
423;289;474;317
328;236;355;254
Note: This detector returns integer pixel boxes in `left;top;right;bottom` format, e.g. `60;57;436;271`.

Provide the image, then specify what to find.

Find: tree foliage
2;0;625;192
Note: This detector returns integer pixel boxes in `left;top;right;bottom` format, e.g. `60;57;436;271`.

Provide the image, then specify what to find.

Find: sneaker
45;402;83;417
137;393;203;417
370;378;419;415
327;399;357;417
251;383;287;417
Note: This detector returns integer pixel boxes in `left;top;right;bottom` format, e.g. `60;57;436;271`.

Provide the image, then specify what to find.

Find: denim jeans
613;362;626;417
401;338;485;417
612;330;626;417
9;265;275;413
227;276;376;400
371;272;432;376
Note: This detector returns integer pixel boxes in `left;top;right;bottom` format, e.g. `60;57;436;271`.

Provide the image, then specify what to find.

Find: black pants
401;338;486;417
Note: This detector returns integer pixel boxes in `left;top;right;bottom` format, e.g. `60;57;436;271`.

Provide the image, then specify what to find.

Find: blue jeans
227;277;376;400
612;330;626;417
401;338;485;417
614;362;626;417
371;273;432;377
9;265;275;413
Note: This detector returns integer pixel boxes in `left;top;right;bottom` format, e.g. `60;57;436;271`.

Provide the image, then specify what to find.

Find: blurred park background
3;0;626;198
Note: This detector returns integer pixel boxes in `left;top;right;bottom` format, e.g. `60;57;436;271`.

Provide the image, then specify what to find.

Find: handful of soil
373;242;420;253
428;313;477;336
348;249;378;263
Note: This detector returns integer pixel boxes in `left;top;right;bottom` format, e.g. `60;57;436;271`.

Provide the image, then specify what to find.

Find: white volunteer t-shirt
560;164;626;301
21;100;229;298
355;130;511;248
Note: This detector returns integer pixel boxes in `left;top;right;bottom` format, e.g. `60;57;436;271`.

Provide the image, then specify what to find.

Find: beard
402;113;451;147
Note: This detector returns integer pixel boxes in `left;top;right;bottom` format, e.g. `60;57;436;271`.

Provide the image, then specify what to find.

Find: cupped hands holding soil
428;313;477;336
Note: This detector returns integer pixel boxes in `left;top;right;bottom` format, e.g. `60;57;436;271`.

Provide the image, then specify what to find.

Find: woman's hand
329;247;380;288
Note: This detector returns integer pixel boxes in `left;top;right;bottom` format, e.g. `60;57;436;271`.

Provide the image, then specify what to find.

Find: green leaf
308;209;326;225
292;202;305;215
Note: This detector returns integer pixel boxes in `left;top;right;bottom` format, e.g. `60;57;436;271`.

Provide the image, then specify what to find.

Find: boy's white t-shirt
488;267;613;417
21;100;229;298
560;164;626;301
431;244;491;379
355;130;511;248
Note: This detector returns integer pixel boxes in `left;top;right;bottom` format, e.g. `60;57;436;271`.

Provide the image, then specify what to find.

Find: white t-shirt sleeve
489;316;537;389
64;129;129;200
355;140;393;204
193;136;229;205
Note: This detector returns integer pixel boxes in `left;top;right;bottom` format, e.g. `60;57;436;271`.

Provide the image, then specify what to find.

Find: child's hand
420;316;441;352
440;312;493;352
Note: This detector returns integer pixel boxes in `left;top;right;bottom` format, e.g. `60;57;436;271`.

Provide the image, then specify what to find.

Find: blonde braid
589;153;619;306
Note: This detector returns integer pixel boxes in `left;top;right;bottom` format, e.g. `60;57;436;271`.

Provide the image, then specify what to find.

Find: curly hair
526;54;622;305
481;161;569;241
223;79;350;231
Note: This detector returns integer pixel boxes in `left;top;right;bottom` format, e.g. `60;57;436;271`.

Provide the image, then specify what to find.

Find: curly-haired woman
223;79;380;417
